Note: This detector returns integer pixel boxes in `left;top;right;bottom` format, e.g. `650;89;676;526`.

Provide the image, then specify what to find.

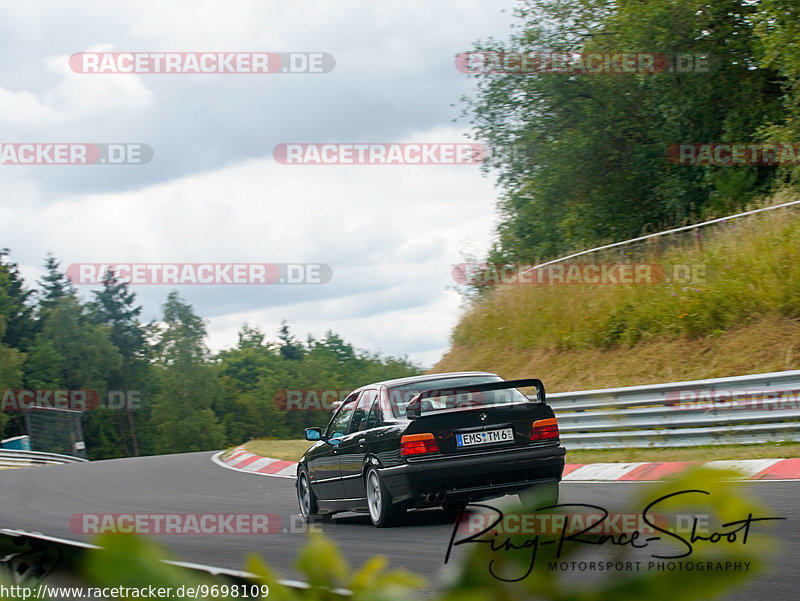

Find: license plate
456;427;514;448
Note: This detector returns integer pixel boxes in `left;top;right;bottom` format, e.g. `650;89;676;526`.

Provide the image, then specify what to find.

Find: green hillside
434;198;800;390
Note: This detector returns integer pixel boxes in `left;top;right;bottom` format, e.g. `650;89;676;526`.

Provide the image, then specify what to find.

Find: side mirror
305;427;322;441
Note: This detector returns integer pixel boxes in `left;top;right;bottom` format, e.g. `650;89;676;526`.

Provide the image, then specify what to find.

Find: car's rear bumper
378;443;566;506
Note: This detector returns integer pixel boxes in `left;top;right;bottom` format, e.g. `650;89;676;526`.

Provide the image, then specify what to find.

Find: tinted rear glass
386;375;531;418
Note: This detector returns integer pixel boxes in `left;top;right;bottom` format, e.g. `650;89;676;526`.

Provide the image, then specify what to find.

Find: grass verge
239;438;799;464
240;438;312;461
449;199;800;353
566;442;800;464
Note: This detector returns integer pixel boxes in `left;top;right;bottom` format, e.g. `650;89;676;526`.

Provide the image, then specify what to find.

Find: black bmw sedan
296;371;566;527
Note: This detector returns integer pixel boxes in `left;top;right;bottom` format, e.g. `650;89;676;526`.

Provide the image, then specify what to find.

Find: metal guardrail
0;449;88;468
528;370;800;449
518;198;800;276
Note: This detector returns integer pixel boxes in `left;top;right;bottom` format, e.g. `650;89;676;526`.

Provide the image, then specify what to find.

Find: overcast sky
0;0;519;367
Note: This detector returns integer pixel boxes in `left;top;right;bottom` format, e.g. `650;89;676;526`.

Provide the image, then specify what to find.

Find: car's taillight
531;418;559;441
400;433;440;456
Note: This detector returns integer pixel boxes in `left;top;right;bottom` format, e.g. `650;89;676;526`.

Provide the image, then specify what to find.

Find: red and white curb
562;458;800;481
211;446;297;479
213;447;800;482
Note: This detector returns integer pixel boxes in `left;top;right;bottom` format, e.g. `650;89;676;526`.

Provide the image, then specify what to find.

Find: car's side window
348;389;377;433
364;394;383;430
325;395;358;440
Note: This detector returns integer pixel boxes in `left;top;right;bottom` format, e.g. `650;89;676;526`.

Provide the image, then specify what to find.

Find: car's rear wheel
518;482;559;509
297;469;318;522
365;467;403;527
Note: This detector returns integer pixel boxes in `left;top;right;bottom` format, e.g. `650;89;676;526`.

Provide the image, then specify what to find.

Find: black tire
297;468;319;523
518;482;560;509
364;467;404;527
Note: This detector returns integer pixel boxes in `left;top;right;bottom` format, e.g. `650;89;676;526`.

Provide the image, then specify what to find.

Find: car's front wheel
365;467;403;527
297;468;319;522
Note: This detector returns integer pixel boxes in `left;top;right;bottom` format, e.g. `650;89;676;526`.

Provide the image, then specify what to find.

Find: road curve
0;451;797;599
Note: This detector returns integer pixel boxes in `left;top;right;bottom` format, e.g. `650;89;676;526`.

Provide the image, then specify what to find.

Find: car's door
308;394;358;501
365;386;402;466
338;389;379;499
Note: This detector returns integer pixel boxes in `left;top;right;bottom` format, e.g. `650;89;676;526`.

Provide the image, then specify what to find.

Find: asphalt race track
0;451;797;599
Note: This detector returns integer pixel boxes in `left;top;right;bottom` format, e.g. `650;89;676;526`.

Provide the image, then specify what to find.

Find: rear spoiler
405;378;545;419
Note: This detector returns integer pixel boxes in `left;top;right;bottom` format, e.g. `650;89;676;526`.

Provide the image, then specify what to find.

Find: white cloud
0;0;518;366
4;123;496;364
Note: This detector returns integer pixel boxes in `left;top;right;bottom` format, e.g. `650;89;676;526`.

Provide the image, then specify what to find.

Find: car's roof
355;371;500;391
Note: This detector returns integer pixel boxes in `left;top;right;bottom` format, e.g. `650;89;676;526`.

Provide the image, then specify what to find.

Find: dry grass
434;199;800;392
433;315;800;392
444;200;800;355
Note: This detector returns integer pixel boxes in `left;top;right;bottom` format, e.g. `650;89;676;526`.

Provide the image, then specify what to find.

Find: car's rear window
385;375;532;418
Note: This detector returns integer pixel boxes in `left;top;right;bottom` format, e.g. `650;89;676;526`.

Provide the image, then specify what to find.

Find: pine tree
149;292;224;453
278;320;305;361
87;269;149;456
0;249;37;350
37;253;76;315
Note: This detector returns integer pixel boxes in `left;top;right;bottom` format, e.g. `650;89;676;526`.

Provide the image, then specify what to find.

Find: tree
37;253;76;314
0;317;25;438
215;325;290;442
0;249;36;351
0;251;29;398
25;297;121;392
463;0;786;262
22;296;122;459
86;270;151;456
278;320;305;361
154;292;210;365
149;292;224;454
752;0;800;181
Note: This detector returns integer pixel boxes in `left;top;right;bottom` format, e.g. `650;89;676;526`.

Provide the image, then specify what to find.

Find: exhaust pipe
422;492;448;504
